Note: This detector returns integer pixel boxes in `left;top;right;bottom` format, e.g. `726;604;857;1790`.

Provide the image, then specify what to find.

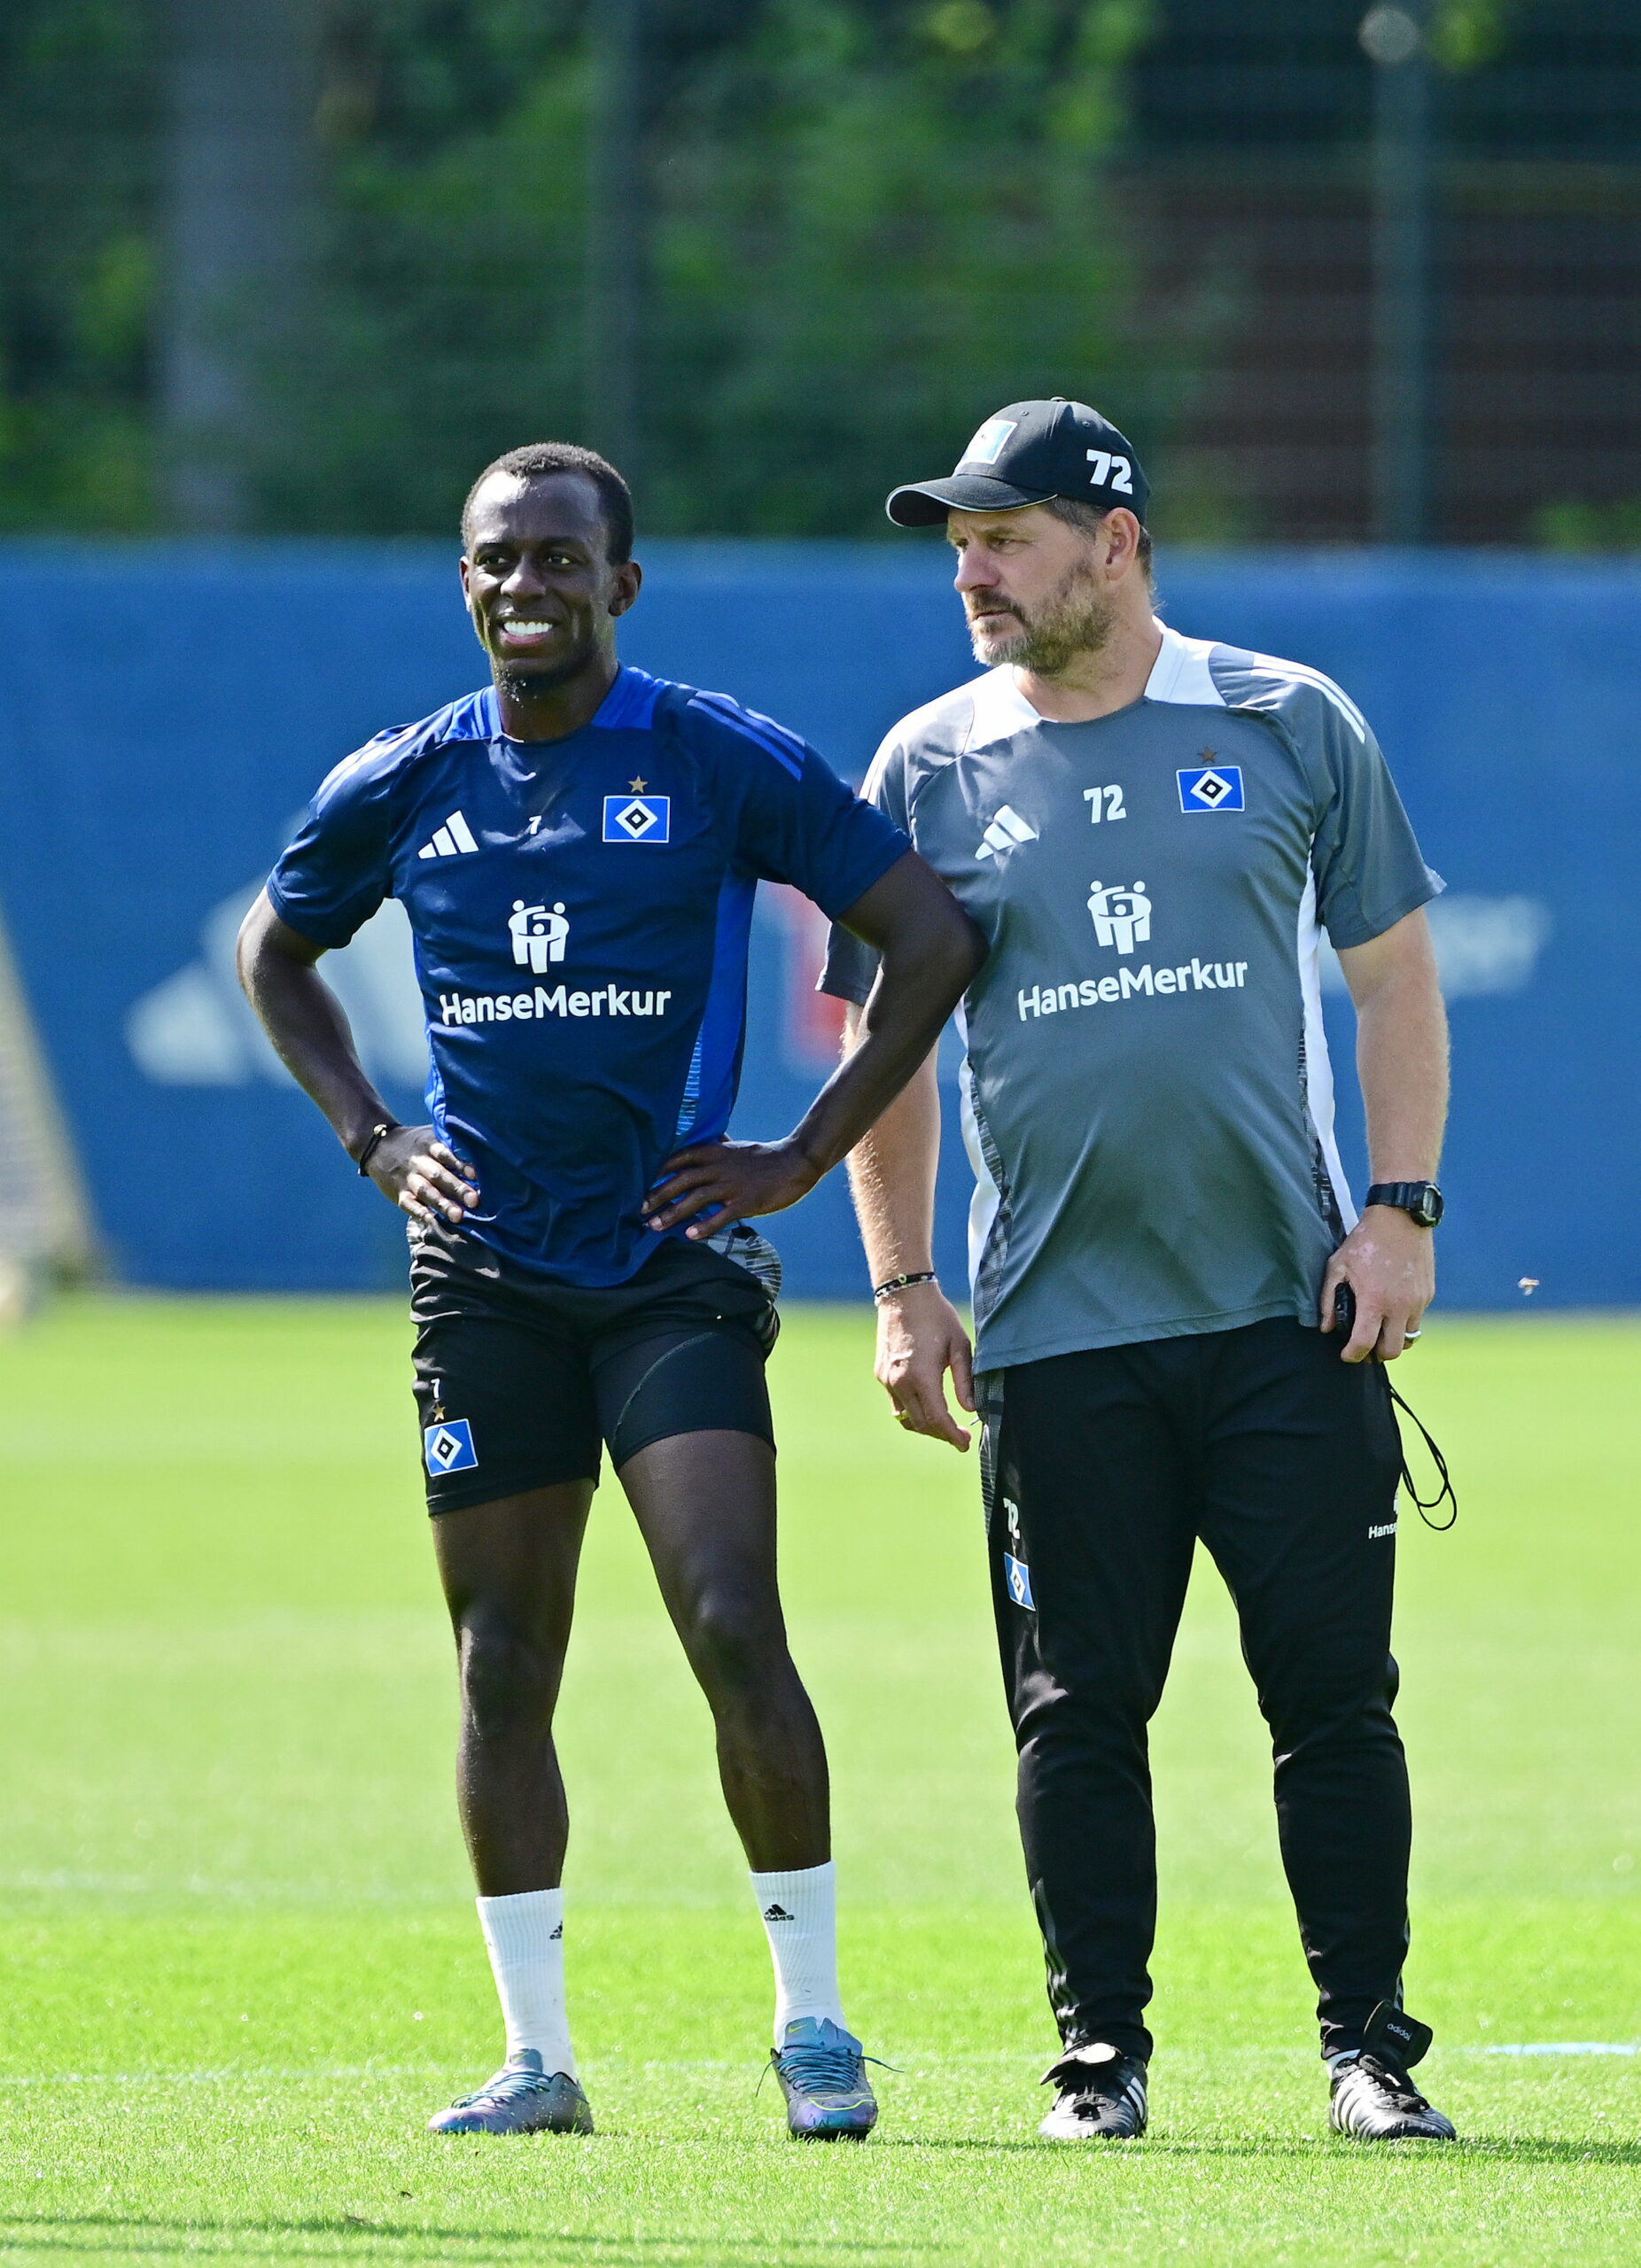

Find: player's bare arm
839;1011;975;1451
1321;906;1450;1364
642;850;984;1236
236;892;478;1226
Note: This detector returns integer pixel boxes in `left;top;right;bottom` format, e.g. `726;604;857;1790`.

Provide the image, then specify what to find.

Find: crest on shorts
424;1418;478;1474
1004;1552;1036;1611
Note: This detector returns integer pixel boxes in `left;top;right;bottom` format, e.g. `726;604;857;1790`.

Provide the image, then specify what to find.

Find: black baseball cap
886;397;1149;527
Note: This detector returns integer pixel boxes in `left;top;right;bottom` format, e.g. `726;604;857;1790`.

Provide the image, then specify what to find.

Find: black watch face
1413;1185;1443;1227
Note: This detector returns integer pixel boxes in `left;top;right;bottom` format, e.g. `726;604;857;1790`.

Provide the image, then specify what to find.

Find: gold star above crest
628;776;648;793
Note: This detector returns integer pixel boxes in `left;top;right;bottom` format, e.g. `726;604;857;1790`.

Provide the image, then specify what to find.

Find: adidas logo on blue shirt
417;810;478;859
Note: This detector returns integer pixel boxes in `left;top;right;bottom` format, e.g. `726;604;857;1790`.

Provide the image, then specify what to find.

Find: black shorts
408;1223;781;1514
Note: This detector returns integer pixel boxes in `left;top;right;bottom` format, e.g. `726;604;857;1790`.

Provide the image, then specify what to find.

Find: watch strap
1365;1180;1443;1223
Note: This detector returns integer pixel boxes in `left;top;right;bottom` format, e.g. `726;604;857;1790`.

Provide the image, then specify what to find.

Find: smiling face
948;502;1132;676
460;470;641;695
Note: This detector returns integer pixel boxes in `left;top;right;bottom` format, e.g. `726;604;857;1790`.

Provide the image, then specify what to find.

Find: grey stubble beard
968;556;1117;678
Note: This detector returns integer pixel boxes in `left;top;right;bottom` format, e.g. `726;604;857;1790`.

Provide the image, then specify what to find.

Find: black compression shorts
408;1223;780;1514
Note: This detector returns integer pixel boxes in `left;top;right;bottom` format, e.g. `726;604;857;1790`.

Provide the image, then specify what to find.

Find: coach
822;400;1457;2144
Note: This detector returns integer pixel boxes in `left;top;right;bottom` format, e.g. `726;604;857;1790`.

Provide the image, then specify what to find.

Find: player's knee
681;1589;786;1709
457;1613;559;1740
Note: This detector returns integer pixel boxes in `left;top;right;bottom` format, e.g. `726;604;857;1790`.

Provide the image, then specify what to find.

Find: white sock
475;1888;576;2078
751;1860;846;2043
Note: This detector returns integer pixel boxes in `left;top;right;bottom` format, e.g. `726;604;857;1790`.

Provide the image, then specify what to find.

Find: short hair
1046;493;1154;582
462;442;634;563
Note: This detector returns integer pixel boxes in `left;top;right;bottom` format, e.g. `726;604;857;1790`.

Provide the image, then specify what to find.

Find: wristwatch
1364;1180;1444;1228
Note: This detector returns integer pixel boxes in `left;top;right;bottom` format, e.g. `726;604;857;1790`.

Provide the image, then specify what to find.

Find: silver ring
1404;1328;1422;1340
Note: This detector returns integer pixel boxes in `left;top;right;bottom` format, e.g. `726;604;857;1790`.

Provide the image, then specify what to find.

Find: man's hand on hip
368;1126;478;1226
642;1136;819;1235
1319;1207;1435;1363
875;1282;976;1449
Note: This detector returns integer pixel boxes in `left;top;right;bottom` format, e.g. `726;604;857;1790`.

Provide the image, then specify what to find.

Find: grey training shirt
821;623;1443;1371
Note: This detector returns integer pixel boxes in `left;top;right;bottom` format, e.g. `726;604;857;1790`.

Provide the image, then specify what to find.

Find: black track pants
977;1317;1411;2062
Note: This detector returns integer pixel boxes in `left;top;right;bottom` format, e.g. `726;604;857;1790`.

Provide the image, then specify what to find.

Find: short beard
492;650;588;701
487;634;599;703
968;556;1116;677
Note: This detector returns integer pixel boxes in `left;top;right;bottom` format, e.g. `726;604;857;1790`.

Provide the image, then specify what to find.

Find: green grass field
0;1296;1637;2265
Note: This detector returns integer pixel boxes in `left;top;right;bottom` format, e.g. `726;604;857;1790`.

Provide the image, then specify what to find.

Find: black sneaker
1329;2050;1457;2140
1038;2043;1148;2140
1329;2000;1458;2141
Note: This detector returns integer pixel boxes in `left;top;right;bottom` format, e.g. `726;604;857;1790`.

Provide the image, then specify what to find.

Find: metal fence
2;1;1639;545
1123;0;1641;545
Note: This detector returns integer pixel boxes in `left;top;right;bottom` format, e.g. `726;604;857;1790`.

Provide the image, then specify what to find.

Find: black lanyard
1385;1376;1458;1532
1336;1280;1458;1531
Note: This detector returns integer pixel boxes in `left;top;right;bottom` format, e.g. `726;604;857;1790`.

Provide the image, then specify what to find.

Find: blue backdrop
1;541;1635;1305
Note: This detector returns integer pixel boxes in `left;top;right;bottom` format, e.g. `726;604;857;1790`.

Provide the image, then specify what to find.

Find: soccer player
822;400;1458;2143
237;441;984;2140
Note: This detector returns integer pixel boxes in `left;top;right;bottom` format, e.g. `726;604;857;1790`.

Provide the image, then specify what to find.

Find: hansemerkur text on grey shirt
820;622;1443;1372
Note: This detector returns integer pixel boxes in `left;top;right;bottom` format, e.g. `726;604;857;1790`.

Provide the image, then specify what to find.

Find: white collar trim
1143;620;1225;708
964;666;1045;750
966;626;1225;742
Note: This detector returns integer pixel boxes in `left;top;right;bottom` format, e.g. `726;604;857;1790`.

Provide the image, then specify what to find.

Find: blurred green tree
642;0;1162;534
265;0;1163;536
0;0;158;530
253;0;592;533
0;0;1166;537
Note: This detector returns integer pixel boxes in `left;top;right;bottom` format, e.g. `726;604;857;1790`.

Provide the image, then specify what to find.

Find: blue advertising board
0;541;1635;1305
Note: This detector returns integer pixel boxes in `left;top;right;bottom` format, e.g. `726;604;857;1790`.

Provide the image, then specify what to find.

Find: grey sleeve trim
1323;870;1446;953
818;881;879;998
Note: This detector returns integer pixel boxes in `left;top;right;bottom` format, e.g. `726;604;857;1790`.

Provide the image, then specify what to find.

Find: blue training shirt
268;666;908;1285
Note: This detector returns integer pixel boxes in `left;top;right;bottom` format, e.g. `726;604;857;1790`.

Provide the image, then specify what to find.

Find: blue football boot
769;2016;879;2140
428;2049;594;2136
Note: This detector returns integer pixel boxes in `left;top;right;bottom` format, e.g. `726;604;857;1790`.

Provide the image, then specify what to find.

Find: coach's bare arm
643;850;984;1235
237;891;480;1225
1321;905;1450;1364
841;1008;976;1449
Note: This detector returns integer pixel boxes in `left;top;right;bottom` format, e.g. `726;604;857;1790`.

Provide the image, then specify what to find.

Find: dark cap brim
884;474;1056;527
